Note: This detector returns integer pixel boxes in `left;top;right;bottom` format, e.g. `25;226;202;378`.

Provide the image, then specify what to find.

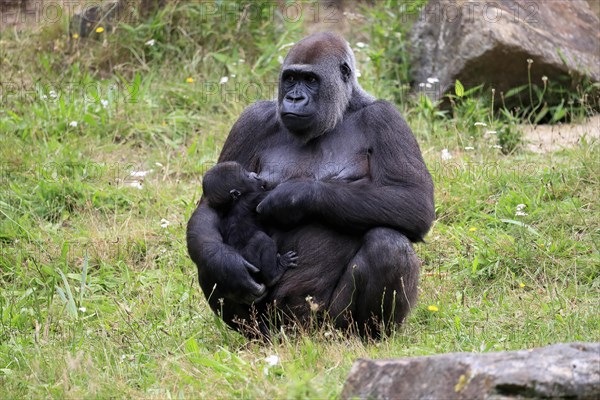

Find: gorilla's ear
340;62;351;82
229;189;241;200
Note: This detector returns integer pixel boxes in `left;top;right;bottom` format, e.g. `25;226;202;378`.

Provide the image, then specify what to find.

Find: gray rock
409;0;600;100
341;342;600;399
69;1;124;38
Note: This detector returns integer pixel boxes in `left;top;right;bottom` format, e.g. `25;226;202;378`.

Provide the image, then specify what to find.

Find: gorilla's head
277;32;371;142
202;161;264;208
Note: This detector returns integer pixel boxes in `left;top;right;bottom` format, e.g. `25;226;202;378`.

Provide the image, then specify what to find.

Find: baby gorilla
202;161;298;289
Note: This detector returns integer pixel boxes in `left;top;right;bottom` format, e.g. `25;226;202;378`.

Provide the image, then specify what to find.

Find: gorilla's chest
258;128;370;183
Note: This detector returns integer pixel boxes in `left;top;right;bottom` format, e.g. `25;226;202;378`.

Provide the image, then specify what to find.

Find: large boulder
341;342;600;399
410;0;600;99
69;0;167;38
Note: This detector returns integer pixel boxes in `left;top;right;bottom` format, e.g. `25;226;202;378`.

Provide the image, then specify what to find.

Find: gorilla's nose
285;91;308;106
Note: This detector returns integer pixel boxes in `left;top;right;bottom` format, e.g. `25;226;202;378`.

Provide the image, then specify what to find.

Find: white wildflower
464;146;475;150
100;99;109;108
49;90;57;99
78;306;86;313
474;122;487;127
441;149;452;161
425;83;432;89
145;39;156;46
263;354;279;376
160;218;170;228
356;41;366;48
492;145;503;149
264;355;279;366
219;76;228;84
515;204;528;216
130;170;152;178
356;70;361;77
230;73;236;78
128;181;143;190
426;77;439;84
69;121;78;127
486;130;497;135
419;82;425;88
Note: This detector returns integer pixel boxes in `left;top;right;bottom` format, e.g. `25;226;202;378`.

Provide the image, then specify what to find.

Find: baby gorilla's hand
278;251;298;268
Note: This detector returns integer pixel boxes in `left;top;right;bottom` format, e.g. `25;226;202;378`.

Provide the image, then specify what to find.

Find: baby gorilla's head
203;161;265;207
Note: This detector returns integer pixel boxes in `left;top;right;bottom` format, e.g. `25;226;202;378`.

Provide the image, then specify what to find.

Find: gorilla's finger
252;284;268;303
238;280;266;305
256;198;266;214
285;250;298;259
242;259;260;273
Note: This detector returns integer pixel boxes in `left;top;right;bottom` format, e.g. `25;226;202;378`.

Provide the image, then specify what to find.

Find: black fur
187;32;435;337
202;162;297;292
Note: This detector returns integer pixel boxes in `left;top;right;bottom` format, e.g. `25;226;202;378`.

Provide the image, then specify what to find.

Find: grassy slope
1;2;598;398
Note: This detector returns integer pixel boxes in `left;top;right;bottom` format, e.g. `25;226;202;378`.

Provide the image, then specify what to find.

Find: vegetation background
0;1;598;397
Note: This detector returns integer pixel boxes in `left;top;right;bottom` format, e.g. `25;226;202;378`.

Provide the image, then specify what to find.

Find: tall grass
0;1;598;398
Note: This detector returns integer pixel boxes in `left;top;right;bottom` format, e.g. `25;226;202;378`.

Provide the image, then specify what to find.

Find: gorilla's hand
256;181;317;225
211;245;267;304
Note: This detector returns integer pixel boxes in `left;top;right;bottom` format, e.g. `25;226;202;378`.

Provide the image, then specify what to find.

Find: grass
1;1;599;398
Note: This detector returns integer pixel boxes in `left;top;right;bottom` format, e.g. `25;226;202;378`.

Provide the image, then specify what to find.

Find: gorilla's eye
307;76;317;83
286;75;295;82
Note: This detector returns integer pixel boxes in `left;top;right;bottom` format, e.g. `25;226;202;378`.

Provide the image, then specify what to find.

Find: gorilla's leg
328;228;419;337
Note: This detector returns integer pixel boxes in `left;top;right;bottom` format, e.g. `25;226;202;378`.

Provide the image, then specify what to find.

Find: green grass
1;2;598;398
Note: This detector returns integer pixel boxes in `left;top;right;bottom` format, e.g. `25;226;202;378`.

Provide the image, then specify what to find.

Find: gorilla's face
277;32;357;143
203;162;265;208
227;169;265;202
279;68;320;134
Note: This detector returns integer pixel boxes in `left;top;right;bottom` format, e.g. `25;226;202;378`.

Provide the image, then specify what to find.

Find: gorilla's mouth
281;111;314;135
282;112;310;118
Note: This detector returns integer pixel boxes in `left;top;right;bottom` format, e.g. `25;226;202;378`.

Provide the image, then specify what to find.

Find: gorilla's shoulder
238;100;278;125
228;100;280;140
220;101;280;163
360;99;401;114
353;99;406;124
352;99;416;143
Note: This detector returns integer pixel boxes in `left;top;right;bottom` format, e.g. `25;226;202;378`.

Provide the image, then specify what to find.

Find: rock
69;0;168;38
69;1;129;38
341;342;600;399
409;0;600;101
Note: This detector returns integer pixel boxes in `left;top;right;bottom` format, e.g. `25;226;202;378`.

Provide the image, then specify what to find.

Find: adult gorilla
187;32;435;337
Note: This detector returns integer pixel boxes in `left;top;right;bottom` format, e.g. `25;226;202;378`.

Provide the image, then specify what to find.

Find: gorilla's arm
187;201;267;303
186;101;278;303
257;101;435;242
